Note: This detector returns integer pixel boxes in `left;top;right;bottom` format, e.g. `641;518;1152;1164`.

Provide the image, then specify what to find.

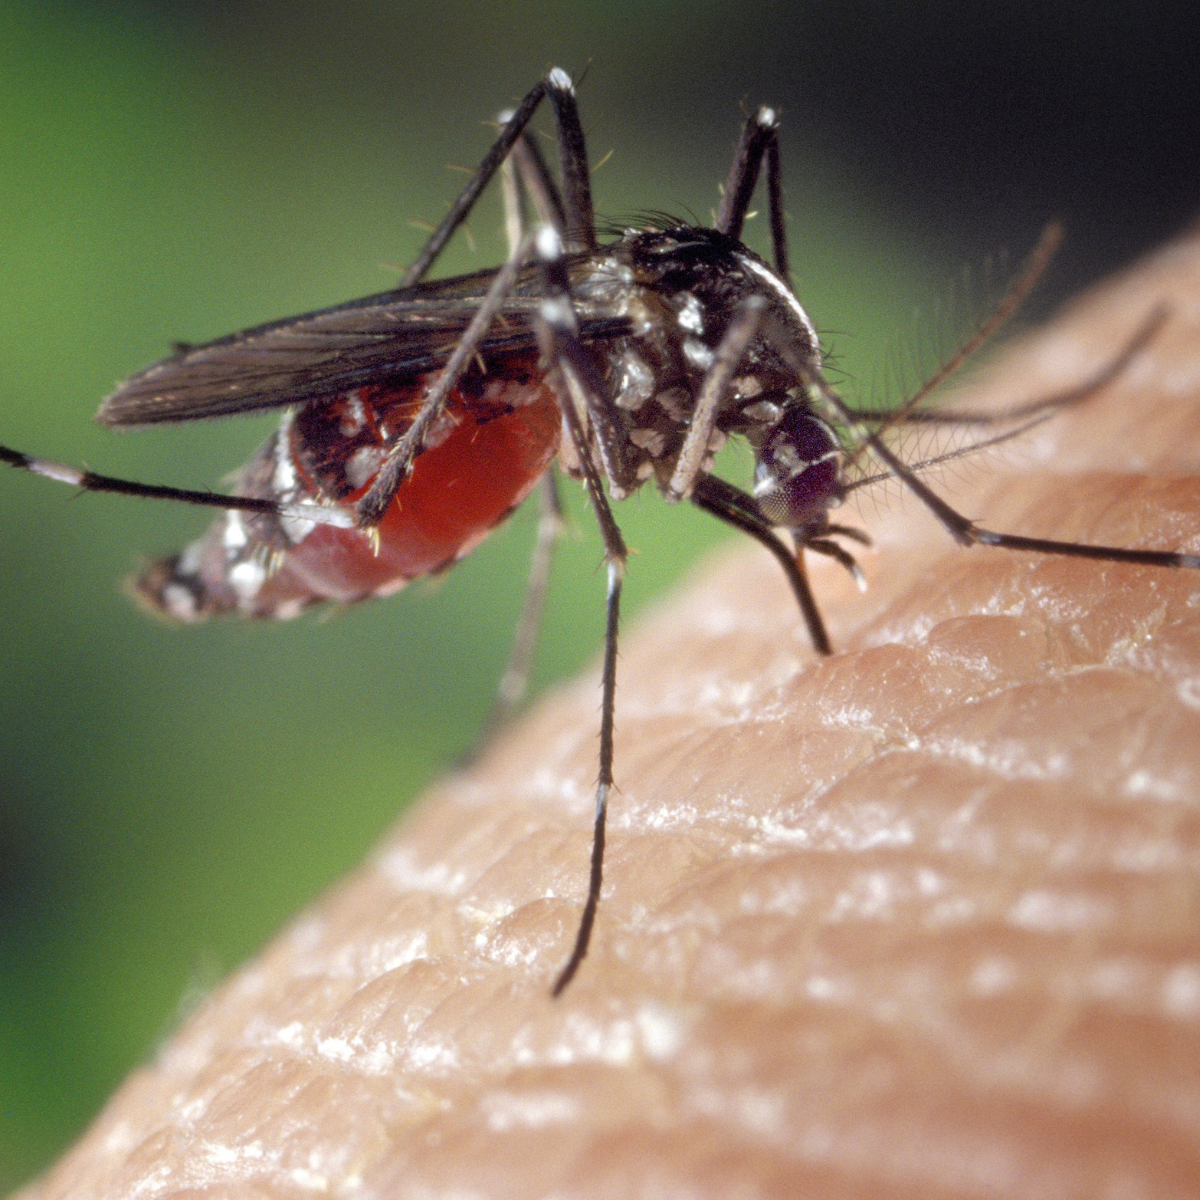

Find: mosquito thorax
616;225;820;374
580;225;826;491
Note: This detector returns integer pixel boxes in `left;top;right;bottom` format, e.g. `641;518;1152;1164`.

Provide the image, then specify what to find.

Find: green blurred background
1;1;1197;1189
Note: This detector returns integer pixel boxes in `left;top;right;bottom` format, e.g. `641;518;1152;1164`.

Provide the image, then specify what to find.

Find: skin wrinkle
16;232;1200;1199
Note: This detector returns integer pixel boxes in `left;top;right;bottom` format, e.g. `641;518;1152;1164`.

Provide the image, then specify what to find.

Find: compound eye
753;409;843;529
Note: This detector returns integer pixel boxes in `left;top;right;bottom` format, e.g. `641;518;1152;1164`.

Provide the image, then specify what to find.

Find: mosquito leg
691;473;833;655
400;66;591;286
535;227;635;495
362;71;600;526
508;126;567;237
455;126;574;748
356;230;536;527
520;174;633;990
465;133;565;753
806;536;866;588
543;68;596;253
536;308;627;573
666;294;767;502
715;106;789;280
499;139;530;257
400;79;550;287
472;121;574;736
0;445;353;527
800;352;1200;572
479;472;566;746
550;554;621;998
533;230;629;995
764;122;789;283
846;305;1167;427
971;530;1200;569
498;113;567;248
541;394;625;995
715;107;778;238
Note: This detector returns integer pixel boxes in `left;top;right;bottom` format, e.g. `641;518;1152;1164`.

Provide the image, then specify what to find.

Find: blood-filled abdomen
134;356;561;621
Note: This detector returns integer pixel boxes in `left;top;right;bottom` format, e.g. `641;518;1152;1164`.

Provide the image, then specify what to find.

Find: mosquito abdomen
132;367;563;623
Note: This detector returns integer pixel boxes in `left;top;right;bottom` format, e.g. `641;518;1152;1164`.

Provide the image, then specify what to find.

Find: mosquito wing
97;262;630;427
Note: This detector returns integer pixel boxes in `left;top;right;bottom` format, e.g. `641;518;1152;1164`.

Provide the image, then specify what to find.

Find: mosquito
1;69;1192;995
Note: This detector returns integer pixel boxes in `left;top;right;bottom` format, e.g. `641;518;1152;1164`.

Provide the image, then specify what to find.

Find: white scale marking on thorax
735;253;819;349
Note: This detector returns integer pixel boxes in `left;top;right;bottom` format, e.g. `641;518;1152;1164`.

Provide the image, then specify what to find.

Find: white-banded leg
0;445;354;528
716;104;789;281
399;68;590;287
536;227;637;496
474;125;575;746
498;110;567;243
533;226;630;996
665;294;768;502
355;233;538;526
770;315;1200;573
358;69;600;527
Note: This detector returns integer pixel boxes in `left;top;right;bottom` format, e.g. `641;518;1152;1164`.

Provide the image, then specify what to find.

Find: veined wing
97;262;630;427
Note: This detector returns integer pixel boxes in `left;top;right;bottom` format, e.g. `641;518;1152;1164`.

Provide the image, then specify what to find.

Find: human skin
16;231;1200;1199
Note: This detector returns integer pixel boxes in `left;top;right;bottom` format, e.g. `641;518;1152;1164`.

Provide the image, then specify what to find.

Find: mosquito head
752;406;845;533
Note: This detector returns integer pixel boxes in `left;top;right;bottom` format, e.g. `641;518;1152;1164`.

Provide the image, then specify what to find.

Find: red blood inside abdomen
255;370;561;610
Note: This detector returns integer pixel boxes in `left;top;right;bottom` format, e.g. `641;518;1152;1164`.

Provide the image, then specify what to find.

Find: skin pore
18;231;1200;1200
